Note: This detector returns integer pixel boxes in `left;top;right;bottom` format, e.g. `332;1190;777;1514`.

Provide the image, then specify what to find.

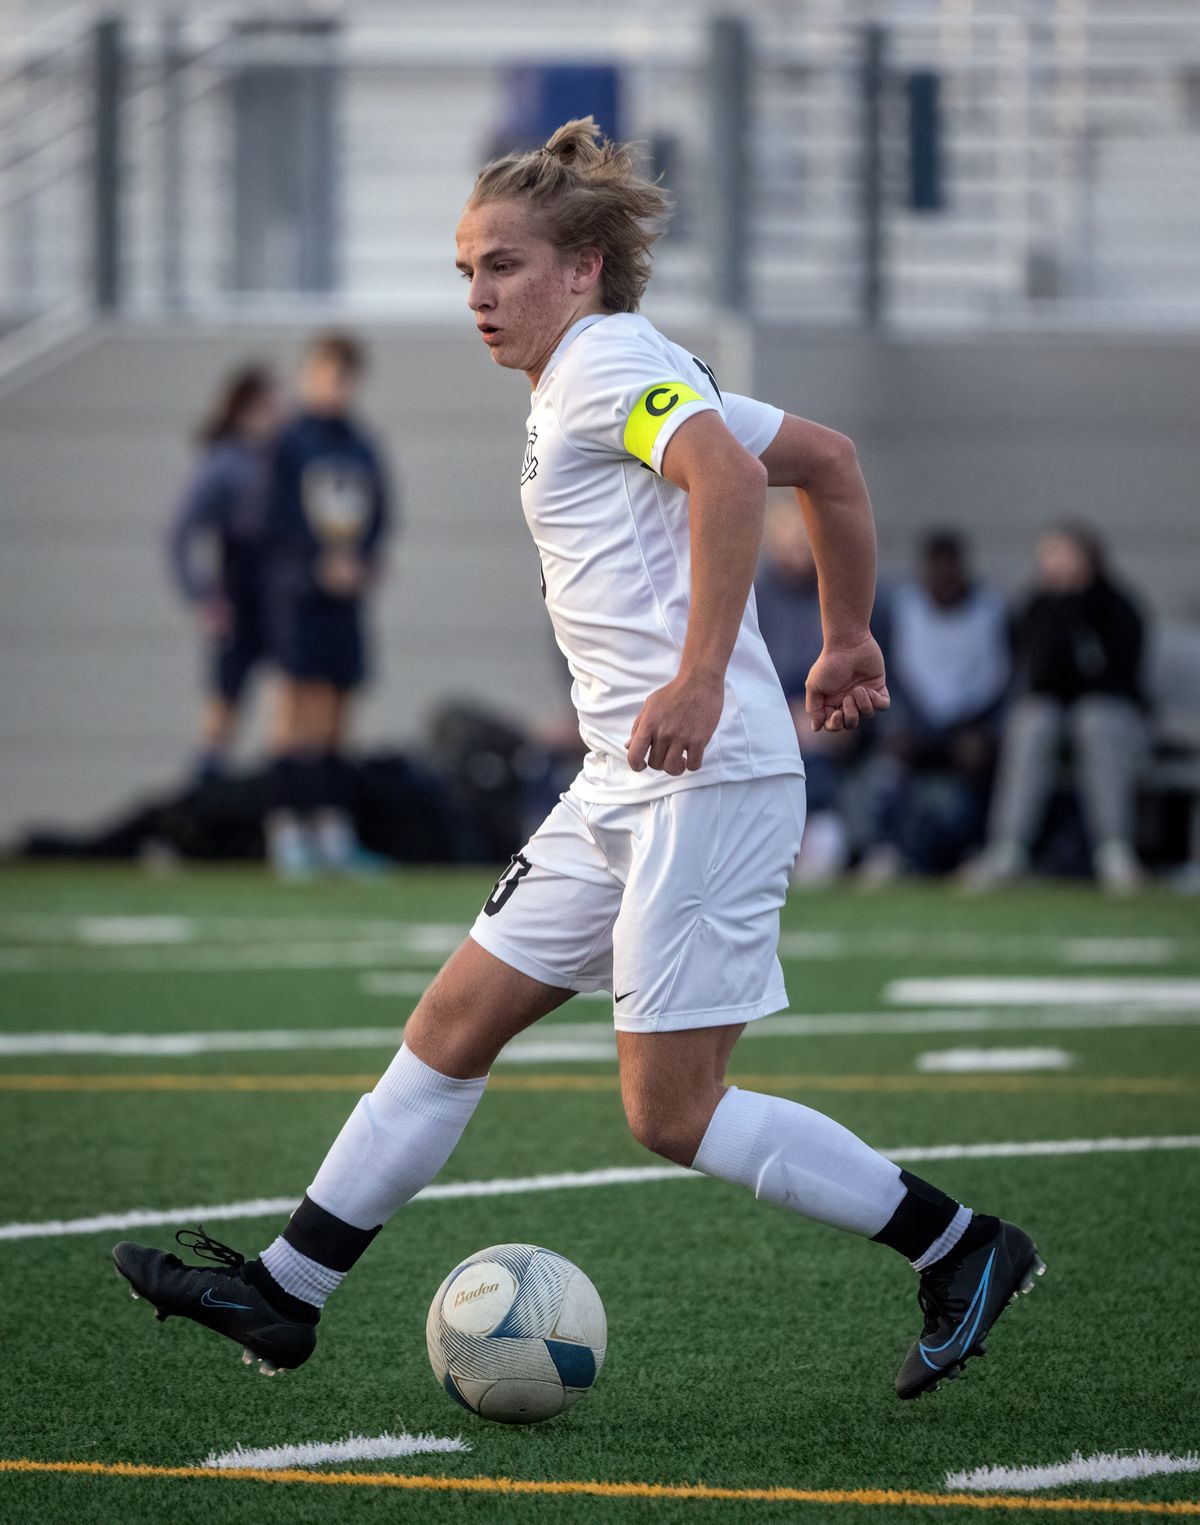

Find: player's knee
622;1093;708;1167
404;976;493;1079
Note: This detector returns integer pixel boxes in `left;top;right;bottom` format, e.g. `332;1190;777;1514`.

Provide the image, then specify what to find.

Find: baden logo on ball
427;1243;607;1425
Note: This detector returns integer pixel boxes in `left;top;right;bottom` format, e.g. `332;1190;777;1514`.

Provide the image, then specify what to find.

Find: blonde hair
469;117;671;313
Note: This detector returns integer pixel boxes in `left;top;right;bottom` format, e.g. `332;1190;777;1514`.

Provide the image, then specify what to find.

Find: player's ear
569;246;604;294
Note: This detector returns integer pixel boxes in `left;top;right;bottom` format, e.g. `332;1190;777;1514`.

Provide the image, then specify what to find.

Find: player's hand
626;672;724;775
805;636;890;733
198;598;231;640
317;550;366;598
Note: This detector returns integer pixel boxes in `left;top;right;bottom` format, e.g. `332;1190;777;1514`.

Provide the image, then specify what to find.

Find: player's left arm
758;412;890;734
626;412;767;775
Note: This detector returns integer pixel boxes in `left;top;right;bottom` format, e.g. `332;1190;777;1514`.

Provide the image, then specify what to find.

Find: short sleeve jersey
522;312;804;803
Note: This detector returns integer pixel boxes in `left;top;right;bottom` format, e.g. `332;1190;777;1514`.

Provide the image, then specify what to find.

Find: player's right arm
165;454;232;633
733;400;888;734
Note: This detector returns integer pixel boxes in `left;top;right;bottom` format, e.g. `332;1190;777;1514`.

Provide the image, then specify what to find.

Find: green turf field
1;866;1197;1524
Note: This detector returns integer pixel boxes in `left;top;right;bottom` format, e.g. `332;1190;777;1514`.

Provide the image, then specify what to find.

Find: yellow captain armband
622;381;706;469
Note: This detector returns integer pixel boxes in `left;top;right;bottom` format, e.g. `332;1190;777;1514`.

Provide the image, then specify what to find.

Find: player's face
1036;531;1093;592
455;199;602;385
302;354;357;416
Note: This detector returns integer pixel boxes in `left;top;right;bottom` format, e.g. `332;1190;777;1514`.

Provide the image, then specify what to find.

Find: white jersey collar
534;312;612;397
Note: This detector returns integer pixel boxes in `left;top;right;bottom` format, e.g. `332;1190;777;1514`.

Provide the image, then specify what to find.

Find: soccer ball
426;1243;607;1424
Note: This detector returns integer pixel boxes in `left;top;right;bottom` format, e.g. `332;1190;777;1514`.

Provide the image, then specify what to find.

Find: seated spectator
754;495;865;882
859;530;1010;881
965;522;1146;892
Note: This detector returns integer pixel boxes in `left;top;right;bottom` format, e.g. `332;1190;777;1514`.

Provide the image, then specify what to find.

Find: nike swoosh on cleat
200;1287;253;1311
918;1248;996;1370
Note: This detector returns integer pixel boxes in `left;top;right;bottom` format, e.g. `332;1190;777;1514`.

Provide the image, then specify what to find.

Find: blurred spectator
859;530;1010;882
263;332;394;877
965;522;1146;892
166;363;282;780
754;494;862;881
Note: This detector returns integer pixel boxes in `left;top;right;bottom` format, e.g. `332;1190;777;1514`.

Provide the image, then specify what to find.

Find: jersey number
483;852;532;917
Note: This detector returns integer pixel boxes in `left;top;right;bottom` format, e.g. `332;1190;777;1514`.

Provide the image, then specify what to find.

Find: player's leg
1069;694;1144;890
114;791;622;1372
194;619;250;778
618;1020;1043;1399
113;940;572;1372
252;939;573;1304
610;775;1043;1399
307;605;375;870
197;693;236;774
967;695;1062;885
618;1023;948;1244
263;673;313;876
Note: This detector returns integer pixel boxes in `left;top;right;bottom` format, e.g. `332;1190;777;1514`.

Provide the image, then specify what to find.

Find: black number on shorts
483;852;532;917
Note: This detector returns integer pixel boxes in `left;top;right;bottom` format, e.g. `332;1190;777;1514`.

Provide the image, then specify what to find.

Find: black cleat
895;1217;1045;1400
112;1227;318;1376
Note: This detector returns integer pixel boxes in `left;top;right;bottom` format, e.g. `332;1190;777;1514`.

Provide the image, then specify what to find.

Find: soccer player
261;332;393;876
115;121;1042;1400
166;363;281;778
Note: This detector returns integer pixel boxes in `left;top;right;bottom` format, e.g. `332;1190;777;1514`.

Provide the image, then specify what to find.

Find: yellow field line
0;1459;1197;1514
0;1073;1193;1096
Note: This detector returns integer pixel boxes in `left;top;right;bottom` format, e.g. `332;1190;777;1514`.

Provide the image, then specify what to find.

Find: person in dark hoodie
263;332;393;876
166;363;282;779
965;521;1146;892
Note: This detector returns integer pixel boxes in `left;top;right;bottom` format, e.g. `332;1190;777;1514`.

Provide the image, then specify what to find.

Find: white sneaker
791;811;850;886
959;841;1026;892
1094;839;1144;894
266;814;317;881
857;843;903;889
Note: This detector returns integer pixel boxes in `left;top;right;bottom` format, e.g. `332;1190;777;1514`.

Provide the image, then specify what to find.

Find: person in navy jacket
166;363;282;778
263;332;394;876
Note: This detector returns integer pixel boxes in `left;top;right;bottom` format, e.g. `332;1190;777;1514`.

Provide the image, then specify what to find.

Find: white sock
265;810;310;869
692;1087;907;1236
305;1043;488;1231
911;1203;973;1272
313;808;358;867
260;1237;345;1308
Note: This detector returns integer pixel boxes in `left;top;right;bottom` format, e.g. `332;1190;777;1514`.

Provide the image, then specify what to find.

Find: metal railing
2;3;1199;331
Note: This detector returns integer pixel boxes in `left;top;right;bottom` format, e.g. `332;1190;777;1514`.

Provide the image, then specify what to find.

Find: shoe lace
175;1226;245;1271
916;1263;969;1339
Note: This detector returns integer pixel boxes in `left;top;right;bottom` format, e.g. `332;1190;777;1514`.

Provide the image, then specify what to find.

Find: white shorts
469;775;806;1033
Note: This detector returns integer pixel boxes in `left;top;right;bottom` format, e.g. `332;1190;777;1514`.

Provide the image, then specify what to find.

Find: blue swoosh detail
918;1249;996;1369
200;1287;253;1311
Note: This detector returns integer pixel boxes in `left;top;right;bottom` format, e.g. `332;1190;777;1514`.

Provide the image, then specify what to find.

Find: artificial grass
0;868;1197;1523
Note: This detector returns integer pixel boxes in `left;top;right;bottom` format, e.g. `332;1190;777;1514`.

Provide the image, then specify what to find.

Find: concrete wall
1;320;1197;842
753;331;1200;617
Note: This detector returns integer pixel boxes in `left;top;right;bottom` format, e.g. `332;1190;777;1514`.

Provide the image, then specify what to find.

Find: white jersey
521;311;804;804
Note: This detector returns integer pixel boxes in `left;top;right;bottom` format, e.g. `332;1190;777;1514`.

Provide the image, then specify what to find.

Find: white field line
0;918;1183;970
0;916;466;949
77;917;196;945
3;1137;1197;1244
777;931;1181;966
884;1135;1200;1163
946;1449;1200;1493
0;1026;609;1061
888;978;1200;1008
5;1003;1200;1059
202;1431;471;1470
758;1008;1200;1036
0;1027;407;1057
0;943;444;975
916;1048;1075;1073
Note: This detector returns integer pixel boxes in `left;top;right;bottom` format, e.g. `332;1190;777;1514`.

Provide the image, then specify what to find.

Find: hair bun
543;116;603;167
